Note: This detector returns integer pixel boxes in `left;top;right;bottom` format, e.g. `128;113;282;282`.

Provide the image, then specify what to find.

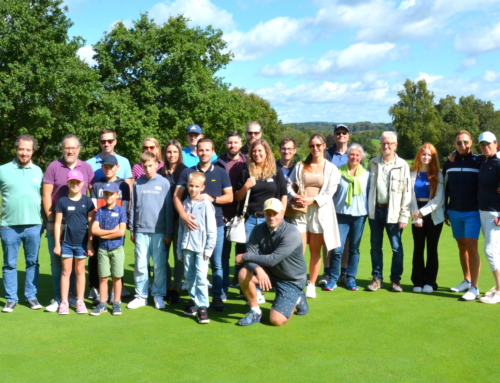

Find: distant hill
286;121;394;133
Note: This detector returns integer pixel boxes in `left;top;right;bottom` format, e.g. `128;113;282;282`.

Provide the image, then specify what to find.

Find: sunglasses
309;144;324;148
456;140;469;146
143;146;156;151
247;131;261;136
336;131;348;136
100;139;115;145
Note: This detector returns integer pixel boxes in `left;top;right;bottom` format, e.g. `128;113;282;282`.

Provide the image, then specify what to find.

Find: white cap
263;198;283;213
478;131;497;144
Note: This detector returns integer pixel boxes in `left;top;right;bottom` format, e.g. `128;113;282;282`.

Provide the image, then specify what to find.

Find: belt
377;203;388;209
254;211;265;218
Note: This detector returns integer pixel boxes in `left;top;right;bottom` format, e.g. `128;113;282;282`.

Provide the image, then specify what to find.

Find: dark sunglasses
336;131;348;136
247;131;260;136
100;139;115;144
309;144;324;148
456;140;469;146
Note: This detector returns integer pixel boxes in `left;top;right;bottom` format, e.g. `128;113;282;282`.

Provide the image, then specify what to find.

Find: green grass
0;225;497;382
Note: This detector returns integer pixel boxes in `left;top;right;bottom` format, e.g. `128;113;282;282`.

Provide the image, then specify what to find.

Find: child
54;169;95;315
90;182;128;316
128;151;173;310
89;154;131;304
178;172;216;324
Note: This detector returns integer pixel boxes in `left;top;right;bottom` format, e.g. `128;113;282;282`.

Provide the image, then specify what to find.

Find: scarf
339;164;366;206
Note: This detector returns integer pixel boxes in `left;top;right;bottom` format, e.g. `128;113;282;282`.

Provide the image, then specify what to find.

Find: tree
0;0;101;167
388;79;442;158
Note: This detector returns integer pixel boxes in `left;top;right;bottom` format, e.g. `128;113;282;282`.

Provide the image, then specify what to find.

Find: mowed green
0;224;497;383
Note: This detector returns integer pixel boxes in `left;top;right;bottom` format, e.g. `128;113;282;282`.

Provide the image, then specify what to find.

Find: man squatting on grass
236;198;309;326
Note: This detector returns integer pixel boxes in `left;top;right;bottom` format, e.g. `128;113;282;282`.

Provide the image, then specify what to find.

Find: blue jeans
133;233;167;298
221;227;246;292
369;207;404;282
245;215;266;242
210;225;224;299
1;225;42;302
183;250;209;308
329;214;367;283
46;222;75;300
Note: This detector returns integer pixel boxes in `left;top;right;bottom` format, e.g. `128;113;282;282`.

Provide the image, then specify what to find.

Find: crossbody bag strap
241;189;251;216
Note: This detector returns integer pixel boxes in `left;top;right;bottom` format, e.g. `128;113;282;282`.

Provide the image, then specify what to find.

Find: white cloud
416;72;443;83
458;57;477;71
76;45;97;66
484;70;500;82
258;42;407;77
455;22;500;54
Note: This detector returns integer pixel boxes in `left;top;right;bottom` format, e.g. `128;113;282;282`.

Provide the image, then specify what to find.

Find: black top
478;155;500;212
55;195;94;247
160;163;187;220
236;167;287;215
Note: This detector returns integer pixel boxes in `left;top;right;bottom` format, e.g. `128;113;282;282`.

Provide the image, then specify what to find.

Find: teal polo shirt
0;159;43;226
182;147;218;168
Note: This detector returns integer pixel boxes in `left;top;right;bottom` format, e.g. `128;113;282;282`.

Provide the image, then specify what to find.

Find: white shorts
479;210;500;271
291;203;323;234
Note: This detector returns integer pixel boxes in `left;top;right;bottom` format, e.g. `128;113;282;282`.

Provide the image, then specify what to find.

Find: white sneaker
461;286;479;301
422;285;433;294
154;296;165;309
484;286;496;298
450;280;471;292
245;293;266;306
413;286;423;293
480;290;500;304
45;299;59;313
88;287;98;300
318;274;328;287
127;297;147;309
305;282;316;299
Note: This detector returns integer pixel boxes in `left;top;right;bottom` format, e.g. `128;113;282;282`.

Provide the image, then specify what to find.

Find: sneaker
346;280;358;291
391;280;403;293
197;306;210;324
245;293;266;306
2;301;16;313
183;300;196;316
323;280;337;291
112;302;122;315
450;280;471;292
121;286;131;298
58;301;69;315
305;281;316;298
88;287;99;300
367;277;382;291
295;292;309;316
154;296;165;310
461;286;479;301
413;286;423;293
45;299;60;313
26;298;42;310
212;297;225;312
181;281;188;291
68;295;77;308
480;290;500;304
237;310;262;326
168;290;181;305
90;302;108;316
484;287;497;298
422;285;433;294
127;297;147;309
221;290;228;302
338;273;347;286
318;274;329;287
76;300;88;314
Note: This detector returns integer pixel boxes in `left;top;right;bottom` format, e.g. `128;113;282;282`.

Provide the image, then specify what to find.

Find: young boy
90;182;128;316
90;154;131;304
54;170;95;315
128;151;173;310
178;172;216;324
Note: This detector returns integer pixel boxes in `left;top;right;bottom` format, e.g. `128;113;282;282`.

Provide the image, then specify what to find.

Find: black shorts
270;274;304;318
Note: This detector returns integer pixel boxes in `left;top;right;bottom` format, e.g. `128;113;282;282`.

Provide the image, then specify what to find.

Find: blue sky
67;0;500;123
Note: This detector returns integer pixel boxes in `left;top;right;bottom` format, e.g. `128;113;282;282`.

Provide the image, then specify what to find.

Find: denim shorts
61;242;87;259
270;274;304;319
448;210;481;239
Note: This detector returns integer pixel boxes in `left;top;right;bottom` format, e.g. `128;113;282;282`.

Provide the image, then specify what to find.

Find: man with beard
241;121;262;155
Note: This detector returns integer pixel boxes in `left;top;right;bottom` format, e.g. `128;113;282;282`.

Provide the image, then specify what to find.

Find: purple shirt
131;161;164;179
43;158;95;211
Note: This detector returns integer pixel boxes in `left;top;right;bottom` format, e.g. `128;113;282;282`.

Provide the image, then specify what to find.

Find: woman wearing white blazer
288;134;341;298
410;143;445;294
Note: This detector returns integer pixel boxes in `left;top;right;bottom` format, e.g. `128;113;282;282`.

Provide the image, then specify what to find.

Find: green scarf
339;164;366;206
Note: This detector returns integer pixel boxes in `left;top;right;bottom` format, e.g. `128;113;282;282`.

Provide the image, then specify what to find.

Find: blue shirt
86;153;133;182
414;172;430;199
182;147;218;168
276;160;295;181
55;195;94;247
177;164;232;227
327;145;349;168
94;205;127;250
333;171;370;217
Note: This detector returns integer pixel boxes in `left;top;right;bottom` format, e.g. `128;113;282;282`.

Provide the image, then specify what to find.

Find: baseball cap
67;169;84;182
101;154;118;166
478;131;497;144
186;124;203;134
334;124;349;132
263;198;283;213
103;182;119;193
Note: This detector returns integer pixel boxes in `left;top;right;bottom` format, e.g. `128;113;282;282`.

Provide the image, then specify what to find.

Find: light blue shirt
333;170;370;217
182;147;217;168
86;153;133;182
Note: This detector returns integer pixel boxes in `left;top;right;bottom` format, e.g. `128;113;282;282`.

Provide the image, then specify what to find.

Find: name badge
267;178;274;182
68;206;75;211
111;213;119;217
155;186;162;190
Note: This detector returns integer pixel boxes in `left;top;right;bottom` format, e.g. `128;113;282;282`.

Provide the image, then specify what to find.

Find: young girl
54;170;95;314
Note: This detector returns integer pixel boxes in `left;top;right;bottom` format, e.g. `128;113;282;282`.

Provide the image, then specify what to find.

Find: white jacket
409;171;445;225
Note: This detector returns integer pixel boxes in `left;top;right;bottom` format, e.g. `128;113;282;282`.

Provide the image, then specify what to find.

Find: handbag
225;189;250;243
285;172;308;218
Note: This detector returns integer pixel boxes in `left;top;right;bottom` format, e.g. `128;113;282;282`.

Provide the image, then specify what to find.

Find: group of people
1;122;500;328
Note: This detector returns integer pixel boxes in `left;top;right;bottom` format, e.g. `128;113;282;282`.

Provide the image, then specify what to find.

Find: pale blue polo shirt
182;147;217;168
86;153;133;183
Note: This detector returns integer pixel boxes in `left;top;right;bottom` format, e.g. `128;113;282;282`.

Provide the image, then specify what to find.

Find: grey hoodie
129;174;173;237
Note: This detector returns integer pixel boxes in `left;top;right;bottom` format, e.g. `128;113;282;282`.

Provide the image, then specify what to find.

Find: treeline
288;121;393;133
0;0;282;168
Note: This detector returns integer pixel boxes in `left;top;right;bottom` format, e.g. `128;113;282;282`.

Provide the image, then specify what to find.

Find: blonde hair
248;139;276;180
143;137;162;162
188;171;206;184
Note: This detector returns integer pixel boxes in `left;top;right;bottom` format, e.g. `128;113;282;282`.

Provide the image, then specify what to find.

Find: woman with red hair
410;143;445;294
